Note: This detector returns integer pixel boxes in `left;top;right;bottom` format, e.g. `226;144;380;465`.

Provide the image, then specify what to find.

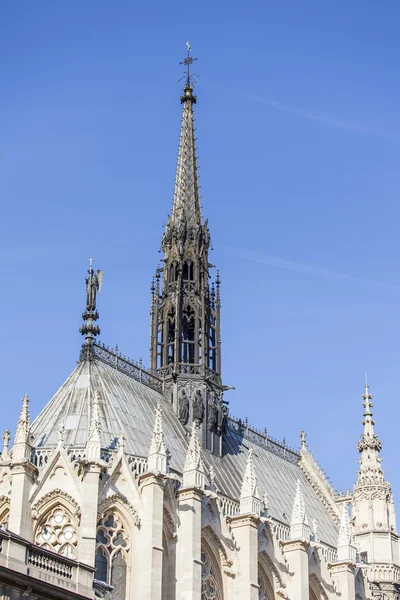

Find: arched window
182;305;195;364
168;263;177;283
183;260;194;281
201;548;222;600
35;505;78;559
95;512;130;600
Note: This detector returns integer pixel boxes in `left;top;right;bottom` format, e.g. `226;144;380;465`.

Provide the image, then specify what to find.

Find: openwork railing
219;495;239;518
128;455;148;477
28;547;73;579
93;343;163;393
228;415;299;464
157;363;220;384
31;448;53;470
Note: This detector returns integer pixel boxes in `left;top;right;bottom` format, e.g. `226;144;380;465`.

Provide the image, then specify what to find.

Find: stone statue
193;389;204;425
207;394;217;431
217;399;228;435
178;389;189;426
86;267;103;311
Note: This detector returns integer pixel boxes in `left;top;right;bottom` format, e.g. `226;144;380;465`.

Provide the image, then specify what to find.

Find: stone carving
32;489;81;520
207;393;218;431
86;267;103;311
193;389;204;425
98;494;140;528
217;399;228;435
178;389;189;425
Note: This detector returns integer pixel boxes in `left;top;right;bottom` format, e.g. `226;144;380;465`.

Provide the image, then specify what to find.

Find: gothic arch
259;550;288;599
202;524;232;570
95;509;131;600
98;494;140;528
34;501;79;559
258;559;275;599
31;488;80;522
309;573;329;600
201;535;224;600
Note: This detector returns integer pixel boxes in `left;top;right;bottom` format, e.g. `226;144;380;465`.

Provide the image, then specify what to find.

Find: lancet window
182;304;195;364
95;512;130;600
201;548;222;600
183;260;194;281
35;505;78;559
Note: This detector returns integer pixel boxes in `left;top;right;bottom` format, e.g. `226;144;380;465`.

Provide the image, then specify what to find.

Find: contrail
200;80;397;141
225;246;400;293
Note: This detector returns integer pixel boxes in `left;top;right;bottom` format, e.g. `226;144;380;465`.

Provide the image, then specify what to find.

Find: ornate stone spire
79;258;102;361
147;403;167;473
86;390;101;461
290;479;310;540
337;504;356;562
240;449;262;515
182;423;205;489
353;381;396;535
12;394;32;463
1;430;10;461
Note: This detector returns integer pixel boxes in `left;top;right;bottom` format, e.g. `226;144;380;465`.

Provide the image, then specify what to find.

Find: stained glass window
95;511;130;600
35;506;78;558
201;549;222;600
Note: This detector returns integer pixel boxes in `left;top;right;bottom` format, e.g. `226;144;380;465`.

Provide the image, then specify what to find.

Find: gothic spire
12;394;32;463
353;381;397;540
79;258;102;361
290;479;310;540
170;44;201;230
147;402;167;473
337;503;356;562
356;381;383;486
239;449;262;515
1;430;10;461
183;423;205;489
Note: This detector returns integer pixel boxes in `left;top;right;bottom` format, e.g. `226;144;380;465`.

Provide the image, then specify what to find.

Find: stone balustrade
0;528;95;599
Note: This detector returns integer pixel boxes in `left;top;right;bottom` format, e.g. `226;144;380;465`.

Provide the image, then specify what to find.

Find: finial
362;377;373;416
58;426;65;446
300;429;307;449
80;259;103;358
1;430;10;460
180;42;198;89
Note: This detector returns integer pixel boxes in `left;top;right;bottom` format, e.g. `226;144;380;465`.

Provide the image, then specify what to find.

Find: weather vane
180;41;198;87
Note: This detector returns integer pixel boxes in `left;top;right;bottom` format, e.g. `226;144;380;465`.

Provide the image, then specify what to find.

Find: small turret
290;480;310;540
147;403;167;473
182;423;205;489
12;394;32;463
239;449;262;515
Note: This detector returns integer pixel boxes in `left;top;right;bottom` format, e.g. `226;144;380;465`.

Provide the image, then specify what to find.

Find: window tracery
201;549;222;600
95;512;130;600
35;505;78;559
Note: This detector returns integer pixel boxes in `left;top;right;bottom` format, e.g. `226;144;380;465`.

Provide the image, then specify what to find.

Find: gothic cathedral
0;51;399;600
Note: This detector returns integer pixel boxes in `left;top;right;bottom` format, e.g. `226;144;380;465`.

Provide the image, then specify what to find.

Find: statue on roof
86;261;103;311
217;397;228;435
178;388;189;426
193;389;204;425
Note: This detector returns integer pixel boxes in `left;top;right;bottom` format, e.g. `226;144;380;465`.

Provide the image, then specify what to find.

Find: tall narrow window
182;305;195;364
201;548;222;600
95;512;130;600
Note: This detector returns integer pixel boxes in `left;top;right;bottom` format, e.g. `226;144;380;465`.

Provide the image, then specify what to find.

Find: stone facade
1;56;400;599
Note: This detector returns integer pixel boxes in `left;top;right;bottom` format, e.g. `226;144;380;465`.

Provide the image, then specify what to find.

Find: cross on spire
180;42;198;88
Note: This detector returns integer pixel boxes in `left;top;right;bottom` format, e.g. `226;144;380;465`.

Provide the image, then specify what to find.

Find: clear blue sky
1;1;400;503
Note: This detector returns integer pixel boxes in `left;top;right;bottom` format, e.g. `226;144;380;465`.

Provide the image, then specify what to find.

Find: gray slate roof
31;356;338;547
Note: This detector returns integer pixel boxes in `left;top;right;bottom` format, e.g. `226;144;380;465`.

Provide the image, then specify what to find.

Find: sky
1;1;400;505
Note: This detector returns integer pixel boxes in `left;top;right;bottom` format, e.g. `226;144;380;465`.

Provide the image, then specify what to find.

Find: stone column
330;562;356;600
79;461;102;566
281;539;310;600
176;486;203;600
138;472;165;600
229;514;260;600
8;462;36;538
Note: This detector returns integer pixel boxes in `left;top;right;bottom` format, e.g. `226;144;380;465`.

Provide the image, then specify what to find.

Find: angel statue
86;265;103;311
